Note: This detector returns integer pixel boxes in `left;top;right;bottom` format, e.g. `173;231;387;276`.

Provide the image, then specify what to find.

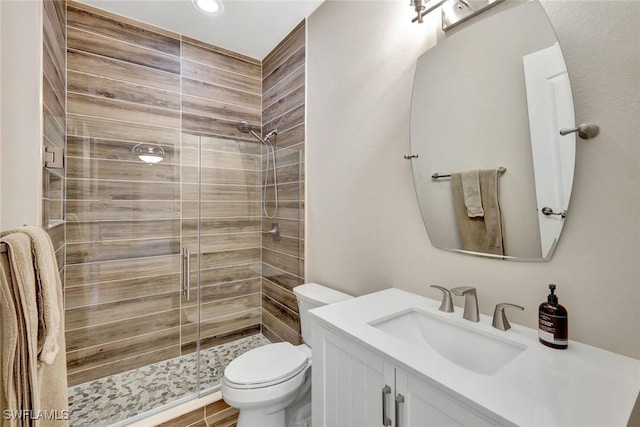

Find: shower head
237;121;253;133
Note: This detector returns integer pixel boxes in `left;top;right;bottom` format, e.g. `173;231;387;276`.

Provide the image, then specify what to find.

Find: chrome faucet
430;285;454;313
492;303;524;331
451;287;479;322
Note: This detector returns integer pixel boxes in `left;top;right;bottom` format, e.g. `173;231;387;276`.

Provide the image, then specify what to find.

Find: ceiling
76;0;324;60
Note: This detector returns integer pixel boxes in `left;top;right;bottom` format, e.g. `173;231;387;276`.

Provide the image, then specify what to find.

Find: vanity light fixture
132;143;165;164
192;0;224;16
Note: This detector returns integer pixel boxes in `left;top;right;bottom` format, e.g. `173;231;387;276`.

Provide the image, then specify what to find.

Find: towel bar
432;166;507;180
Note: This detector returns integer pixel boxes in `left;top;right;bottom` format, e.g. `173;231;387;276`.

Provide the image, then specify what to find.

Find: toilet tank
293;283;352;347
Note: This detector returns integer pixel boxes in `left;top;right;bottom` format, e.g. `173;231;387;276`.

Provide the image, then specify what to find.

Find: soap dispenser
538;284;568;349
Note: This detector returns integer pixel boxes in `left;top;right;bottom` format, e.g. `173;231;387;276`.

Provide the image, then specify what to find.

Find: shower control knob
541;207;567;218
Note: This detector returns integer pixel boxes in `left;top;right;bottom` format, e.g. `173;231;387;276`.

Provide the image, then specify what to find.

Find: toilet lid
224;342;309;388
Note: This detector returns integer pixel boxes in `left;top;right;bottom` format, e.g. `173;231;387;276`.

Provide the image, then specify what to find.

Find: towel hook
559;123;599;140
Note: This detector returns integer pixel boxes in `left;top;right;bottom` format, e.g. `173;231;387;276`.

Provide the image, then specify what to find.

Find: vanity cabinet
312;324;510;427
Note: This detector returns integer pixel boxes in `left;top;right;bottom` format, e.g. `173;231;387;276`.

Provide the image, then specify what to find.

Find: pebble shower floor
67;334;271;426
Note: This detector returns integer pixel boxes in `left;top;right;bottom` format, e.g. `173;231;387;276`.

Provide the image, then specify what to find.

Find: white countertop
309;288;640;427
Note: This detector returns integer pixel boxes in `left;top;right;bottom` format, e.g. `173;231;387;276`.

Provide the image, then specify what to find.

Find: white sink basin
370;308;527;376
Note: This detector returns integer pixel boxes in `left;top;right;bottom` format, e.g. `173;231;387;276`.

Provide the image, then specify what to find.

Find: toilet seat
224;342;309;389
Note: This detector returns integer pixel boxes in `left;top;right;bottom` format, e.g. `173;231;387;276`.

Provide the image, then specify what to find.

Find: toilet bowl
221;283;352;427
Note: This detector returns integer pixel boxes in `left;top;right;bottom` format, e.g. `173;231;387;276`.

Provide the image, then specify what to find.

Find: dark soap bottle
538;284;568;349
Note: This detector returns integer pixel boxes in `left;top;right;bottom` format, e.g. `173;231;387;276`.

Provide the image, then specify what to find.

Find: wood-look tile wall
43;0;67;275
261;21;306;346
64;1;263;385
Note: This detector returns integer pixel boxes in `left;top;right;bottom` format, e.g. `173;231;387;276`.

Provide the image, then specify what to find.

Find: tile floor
67;334;271;427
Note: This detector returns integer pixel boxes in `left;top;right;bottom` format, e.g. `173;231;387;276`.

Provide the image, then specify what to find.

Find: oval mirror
410;0;575;261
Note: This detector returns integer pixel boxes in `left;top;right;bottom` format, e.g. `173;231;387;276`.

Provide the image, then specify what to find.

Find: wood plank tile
205;400;239;427
181;41;260;79
198;248;260;270
67;327;180;374
68;92;181;129
67;114;180;145
182;218;261;236
182;233;260;255
182;134;261;155
65;199;180;223
67;27;180;74
156;407;205;427
67;345;180;387
262;234;300;258
67;156;180;182
66;291;181;330
184;165;261;186
182;183;261;203
196;263;261;287
262;218;302;240
262;310;301;345
67;180;180;203
68;50;180;92
181;308;261;343
43;36;66;107
182;59;260;94
65;255;180;287
66;309;181;351
262;46;305;94
272;145;304;168
271;123;305;150
68;70;181;110
181;113;256;142
263;248;301;277
262;294;300;334
66;136;179;163
263;66;304;111
67;4;181;56
262;84;305;125
263;104;304;136
66;236;180;264
67;219;180;243
183;201;261;219
182;95;260;125
182;36;260;65
43;2;66;75
43;69;65;125
265;182;301;203
182;78;261;110
182;294;260;325
262;325;282;344
262;278;299;312
46;222;65;253
263;201;303;221
263;22;305;78
184;278;261;307
181;325;260;355
65;273;180;309
43;105;65;148
262;263;304;294
182;147;261;170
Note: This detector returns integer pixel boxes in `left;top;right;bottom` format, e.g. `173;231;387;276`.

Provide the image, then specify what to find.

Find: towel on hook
451;170;505;255
0;226;61;364
461;170;484;218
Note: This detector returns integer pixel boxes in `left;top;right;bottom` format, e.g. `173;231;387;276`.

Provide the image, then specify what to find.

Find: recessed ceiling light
192;0;224;16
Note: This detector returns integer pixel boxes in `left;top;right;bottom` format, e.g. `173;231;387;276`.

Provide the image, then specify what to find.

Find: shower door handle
182;248;191;301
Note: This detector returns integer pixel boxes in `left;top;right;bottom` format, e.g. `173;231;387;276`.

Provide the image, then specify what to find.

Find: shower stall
60;2;306;425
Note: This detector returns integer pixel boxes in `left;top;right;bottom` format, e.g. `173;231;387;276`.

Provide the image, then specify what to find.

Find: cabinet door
395;368;501;427
313;325;394;427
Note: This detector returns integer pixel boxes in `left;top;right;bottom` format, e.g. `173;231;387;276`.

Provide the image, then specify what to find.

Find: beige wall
306;0;640;359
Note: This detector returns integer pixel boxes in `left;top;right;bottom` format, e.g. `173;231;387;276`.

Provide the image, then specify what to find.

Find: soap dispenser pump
538;284;568;349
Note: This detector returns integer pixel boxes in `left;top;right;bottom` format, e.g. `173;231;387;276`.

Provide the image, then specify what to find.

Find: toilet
221;283;352;427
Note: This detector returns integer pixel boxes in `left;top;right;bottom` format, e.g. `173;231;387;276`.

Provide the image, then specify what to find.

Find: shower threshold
67;334;271;427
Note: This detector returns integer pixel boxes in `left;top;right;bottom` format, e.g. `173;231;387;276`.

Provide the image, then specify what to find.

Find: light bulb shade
192;0;224;15
132;143;165;164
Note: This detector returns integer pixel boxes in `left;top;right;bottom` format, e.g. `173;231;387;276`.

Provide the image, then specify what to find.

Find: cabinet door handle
395;393;405;427
381;385;392;426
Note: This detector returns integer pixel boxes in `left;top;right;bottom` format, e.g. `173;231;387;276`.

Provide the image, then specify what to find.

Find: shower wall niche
63;1;272;386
